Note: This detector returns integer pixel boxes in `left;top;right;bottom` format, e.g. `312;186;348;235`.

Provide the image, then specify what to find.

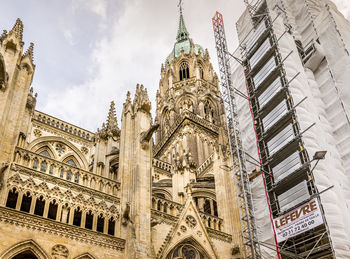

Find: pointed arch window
85;210;93;230
179;61;190;81
66;171;72;181
34;195;45;216
32;158;38;169
40;161;47;172
20;192;32;213
65;158;78;168
198;62;204;79
6;188;18;209
97;214;105;233
49;165;54;175
39;150;51;158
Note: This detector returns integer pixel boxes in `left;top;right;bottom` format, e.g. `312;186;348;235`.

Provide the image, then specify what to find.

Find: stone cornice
151;209;179;226
0;206;125;251
206;228;233;243
12;164;120;204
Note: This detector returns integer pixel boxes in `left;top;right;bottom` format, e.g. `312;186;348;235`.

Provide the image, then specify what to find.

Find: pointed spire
107;101;118;129
176;0;189;42
23;42;34;63
9;18;23;41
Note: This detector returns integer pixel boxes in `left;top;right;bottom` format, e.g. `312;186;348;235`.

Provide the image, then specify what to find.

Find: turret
0;19;36;163
119;84;155;258
93;101;120;178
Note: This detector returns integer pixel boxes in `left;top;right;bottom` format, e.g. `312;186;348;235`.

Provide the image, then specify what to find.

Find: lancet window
198;62;204;79
179;61;190;80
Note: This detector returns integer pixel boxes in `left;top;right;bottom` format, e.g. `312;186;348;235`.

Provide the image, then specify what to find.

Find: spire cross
178;0;184;14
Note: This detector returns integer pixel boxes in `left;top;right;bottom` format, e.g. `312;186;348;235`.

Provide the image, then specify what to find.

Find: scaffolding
212;11;261;259
238;1;334;258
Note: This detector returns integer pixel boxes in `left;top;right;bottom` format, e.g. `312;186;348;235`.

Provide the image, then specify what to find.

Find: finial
9;18;24;41
23;42;34;63
176;0;189;42
178;0;183;14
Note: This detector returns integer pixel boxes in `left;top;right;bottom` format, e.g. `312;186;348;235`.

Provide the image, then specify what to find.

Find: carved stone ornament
185;215;197;228
51;244;69;259
81;146;88;154
33;128;42;137
180;225;187;233
55;143;66;156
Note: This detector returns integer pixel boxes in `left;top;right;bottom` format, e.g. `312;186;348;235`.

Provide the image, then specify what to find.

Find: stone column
68;209;74;225
29;196;37;214
103;218;108;234
15;193;23;210
56;204;62;222
81;211;86;228
43;200;50;218
92;214;97;231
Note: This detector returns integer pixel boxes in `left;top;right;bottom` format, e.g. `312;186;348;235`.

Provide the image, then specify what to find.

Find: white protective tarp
267;0;350;257
232;0;350;257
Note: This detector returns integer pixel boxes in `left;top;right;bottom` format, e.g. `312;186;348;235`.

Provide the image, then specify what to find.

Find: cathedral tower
151;7;244;259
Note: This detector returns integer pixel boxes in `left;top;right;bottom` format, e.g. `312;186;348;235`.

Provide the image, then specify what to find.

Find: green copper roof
166;10;205;65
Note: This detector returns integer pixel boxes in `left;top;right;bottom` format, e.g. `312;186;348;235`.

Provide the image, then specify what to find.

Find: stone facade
0;11;244;259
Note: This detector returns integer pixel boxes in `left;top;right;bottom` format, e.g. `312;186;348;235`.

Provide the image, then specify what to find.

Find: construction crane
212;11;261;259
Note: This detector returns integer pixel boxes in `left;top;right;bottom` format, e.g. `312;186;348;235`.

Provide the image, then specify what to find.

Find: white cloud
63;29;76;45
40;0;350;132
42;0;245;131
72;0;108;19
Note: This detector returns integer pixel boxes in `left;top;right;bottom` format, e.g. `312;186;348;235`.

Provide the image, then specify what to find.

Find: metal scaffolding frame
212;11;261;259
239;1;334;258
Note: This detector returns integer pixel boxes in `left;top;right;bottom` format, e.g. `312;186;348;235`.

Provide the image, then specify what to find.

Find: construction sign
274;198;324;242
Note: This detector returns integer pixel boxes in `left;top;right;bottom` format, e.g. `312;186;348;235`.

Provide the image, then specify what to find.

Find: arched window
198;62;204;79
163;203;168;213
65;158;78;168
204;199;211;214
66;171;72;181
60;168;64;178
49;165;54;175
48;200;58;220
85;210;93;230
179;61;190;81
204;100;216;124
108;217;115;236
20;192;32;213
32;158;38;169
39;150;51;158
12;251;39;259
40;161;47;172
97;214;105;233
213;200;218;217
6;188;18;209
167;242;207;259
34;195;45;216
157;200;162;211
73;207;82;227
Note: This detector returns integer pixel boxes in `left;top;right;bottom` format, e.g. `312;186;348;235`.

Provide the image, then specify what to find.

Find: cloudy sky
1;0;349;132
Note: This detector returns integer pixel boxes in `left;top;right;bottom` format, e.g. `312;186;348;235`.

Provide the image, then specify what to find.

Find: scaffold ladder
212;11;261;259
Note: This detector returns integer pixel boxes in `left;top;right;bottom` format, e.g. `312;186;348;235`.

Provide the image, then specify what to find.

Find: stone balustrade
197;152;214;175
34;110;94;141
153;158;172;173
152;196;183;217
199;211;223;232
14;147;120;195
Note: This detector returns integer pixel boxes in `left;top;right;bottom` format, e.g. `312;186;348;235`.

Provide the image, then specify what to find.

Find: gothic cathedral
0;10;244;259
